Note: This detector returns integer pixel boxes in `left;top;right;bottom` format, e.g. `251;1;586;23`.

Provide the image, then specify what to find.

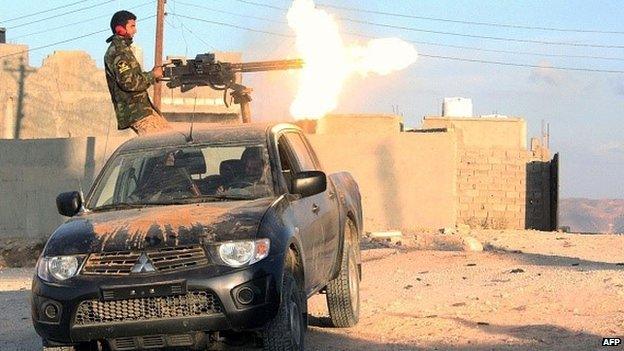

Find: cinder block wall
457;148;527;229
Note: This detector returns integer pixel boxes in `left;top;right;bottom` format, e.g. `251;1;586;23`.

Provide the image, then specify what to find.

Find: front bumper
31;254;284;344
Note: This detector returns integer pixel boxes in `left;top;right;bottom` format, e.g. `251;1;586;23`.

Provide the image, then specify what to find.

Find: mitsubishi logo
131;253;156;273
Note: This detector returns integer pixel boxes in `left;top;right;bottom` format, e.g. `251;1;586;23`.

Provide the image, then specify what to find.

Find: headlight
37;255;84;282
218;239;270;267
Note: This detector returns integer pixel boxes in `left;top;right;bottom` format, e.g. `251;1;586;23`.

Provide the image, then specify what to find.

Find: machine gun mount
163;53;304;123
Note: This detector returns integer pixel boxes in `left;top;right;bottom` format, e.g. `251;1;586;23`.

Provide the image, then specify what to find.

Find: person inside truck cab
214;147;269;196
133;150;200;201
236;147;267;185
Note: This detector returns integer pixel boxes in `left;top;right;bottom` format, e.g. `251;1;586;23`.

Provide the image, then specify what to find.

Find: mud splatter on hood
44;198;275;255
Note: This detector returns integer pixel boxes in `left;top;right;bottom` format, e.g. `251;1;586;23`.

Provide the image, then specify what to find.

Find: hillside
559;198;624;233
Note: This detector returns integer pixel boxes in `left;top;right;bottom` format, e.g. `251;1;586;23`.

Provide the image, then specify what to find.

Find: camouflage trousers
130;113;172;136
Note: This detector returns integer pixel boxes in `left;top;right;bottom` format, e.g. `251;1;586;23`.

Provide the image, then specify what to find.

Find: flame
287;0;418;120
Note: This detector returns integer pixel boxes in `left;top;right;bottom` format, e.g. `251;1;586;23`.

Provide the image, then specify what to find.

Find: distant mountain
559;198;624;233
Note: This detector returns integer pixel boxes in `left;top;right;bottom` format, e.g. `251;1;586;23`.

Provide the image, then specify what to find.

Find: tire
326;220;360;328
262;257;305;351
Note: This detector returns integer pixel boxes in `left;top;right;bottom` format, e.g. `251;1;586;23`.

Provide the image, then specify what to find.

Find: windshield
88;143;273;210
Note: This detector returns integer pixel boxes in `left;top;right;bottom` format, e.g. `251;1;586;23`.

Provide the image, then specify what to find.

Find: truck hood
43;198;275;256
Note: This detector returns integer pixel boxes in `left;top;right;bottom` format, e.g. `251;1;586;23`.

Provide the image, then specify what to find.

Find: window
282;133;317;172
88;142;273;209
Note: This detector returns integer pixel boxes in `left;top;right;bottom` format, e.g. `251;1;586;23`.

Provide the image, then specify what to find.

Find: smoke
287;0;418;120
529;60;564;86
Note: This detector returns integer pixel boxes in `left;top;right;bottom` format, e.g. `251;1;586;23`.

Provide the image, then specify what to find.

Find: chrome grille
109;334;195;351
149;246;209;273
74;291;221;325
82;246;208;275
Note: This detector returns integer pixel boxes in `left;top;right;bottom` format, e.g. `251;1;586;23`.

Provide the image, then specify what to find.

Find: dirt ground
1;229;622;350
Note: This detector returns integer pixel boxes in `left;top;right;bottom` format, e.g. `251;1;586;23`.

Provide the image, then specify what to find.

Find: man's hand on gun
152;65;164;81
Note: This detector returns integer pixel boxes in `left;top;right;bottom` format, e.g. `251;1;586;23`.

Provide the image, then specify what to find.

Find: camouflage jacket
104;35;157;130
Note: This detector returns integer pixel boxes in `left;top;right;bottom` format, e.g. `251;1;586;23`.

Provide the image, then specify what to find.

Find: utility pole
153;0;166;110
4;57;35;139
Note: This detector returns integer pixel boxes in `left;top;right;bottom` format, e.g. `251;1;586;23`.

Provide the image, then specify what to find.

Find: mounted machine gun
163;53;304;123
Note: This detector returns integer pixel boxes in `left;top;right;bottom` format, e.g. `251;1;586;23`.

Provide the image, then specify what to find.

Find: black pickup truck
31;123;363;351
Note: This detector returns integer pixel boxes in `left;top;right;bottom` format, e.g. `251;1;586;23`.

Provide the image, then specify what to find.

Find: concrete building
302;113;557;232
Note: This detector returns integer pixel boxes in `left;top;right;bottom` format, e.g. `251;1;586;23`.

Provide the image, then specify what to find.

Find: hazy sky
1;0;623;199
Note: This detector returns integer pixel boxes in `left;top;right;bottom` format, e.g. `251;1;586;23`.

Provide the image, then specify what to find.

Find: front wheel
326;221;360;327
262;263;305;350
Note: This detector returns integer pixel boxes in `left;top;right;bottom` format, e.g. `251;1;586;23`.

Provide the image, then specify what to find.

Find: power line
0;15;156;60
11;1;155;40
234;0;624;35
1;0;93;24
315;1;624;35
342;17;624;50
172;14;293;38
232;0;624;49
418;53;624;74
7;0;115;30
176;1;286;24
168;9;216;50
170;13;624;74
174;2;624;63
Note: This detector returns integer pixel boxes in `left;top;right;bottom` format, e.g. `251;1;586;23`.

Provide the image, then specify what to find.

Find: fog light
43;303;59;319
236;287;255;305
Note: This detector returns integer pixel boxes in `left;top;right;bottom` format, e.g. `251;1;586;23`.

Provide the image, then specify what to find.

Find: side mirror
56;191;82;217
292;171;327;197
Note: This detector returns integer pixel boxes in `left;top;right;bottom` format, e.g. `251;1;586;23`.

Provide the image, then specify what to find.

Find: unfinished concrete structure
422;116;556;231
305;114;557;232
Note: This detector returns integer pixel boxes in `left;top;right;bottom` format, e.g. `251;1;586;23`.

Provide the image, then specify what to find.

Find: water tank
0;28;6;44
442;97;473;117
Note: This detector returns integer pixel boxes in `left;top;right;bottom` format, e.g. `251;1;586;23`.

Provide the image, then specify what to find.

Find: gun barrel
231;58;304;73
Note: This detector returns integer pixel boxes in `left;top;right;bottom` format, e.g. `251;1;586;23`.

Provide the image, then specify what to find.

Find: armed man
104;10;171;135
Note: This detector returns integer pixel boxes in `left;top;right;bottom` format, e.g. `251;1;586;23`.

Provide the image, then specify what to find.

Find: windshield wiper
158;195;253;204
90;202;153;212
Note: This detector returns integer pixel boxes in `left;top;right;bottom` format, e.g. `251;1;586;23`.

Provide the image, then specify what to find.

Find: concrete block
492;204;507;212
506;191;520;198
491;164;506;171
459;197;475;205
459;203;473;211
369;231;402;240
465;190;479;197
462;236;483;252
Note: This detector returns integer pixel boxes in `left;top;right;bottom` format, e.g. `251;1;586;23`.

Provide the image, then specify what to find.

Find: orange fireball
287;0;418;120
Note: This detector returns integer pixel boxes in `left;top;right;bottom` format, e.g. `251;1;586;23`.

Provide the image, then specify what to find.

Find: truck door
278;133;326;291
298;133;341;282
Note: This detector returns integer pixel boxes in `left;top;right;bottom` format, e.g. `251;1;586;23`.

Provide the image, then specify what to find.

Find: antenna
546;122;550;149
187;95;198;143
